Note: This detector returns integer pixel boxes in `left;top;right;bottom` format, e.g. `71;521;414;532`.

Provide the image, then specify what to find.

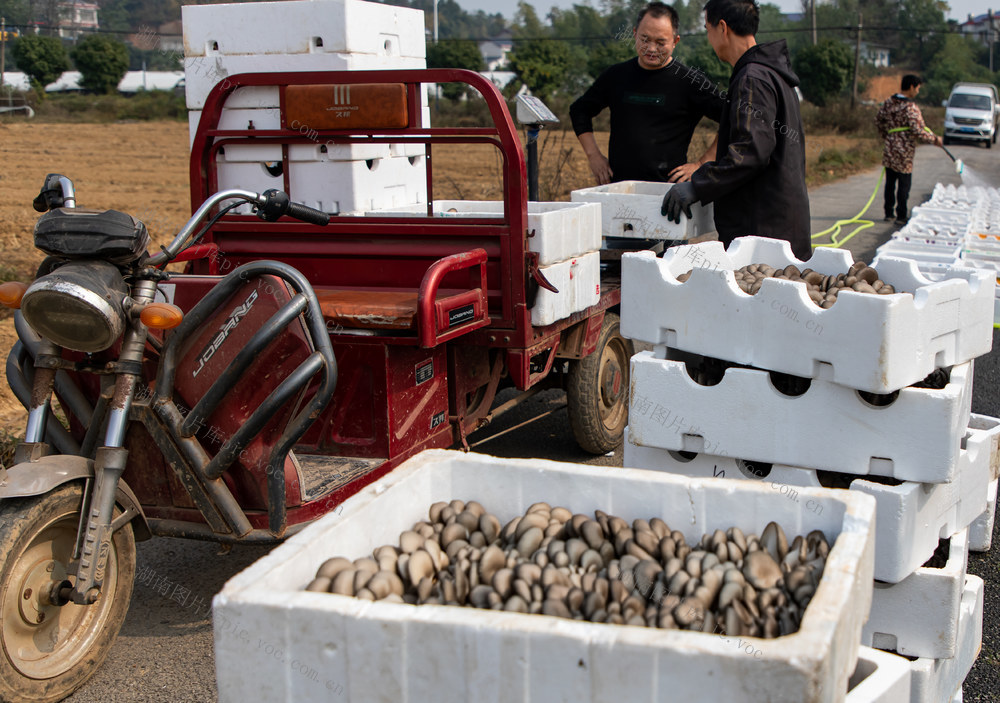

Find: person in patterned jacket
875;74;943;225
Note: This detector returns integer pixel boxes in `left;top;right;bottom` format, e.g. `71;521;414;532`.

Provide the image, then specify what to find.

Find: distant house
860;41;891;67
157;20;184;55
56;0;99;39
479;33;512;71
961;12;998;46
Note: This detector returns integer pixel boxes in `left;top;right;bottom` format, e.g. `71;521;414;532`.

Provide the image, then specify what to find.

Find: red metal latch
526;251;559;294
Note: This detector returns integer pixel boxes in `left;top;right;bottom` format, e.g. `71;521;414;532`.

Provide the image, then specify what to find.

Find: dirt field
0;120;868;435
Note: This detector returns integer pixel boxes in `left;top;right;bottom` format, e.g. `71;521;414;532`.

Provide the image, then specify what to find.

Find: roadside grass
1;90;187;123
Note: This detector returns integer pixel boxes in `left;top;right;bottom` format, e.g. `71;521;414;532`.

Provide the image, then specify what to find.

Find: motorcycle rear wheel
0;483;135;703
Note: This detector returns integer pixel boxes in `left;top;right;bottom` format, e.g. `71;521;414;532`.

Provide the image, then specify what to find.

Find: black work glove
660;181;697;224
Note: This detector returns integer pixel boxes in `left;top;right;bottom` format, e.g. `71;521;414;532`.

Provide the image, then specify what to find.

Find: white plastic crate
627;352;973;483
968;479;997;552
845;647;912;703
621;238;995;393
531;252;601;326
623;417;997;583
370;200;602;266
184;52;427;110
213;449;876;703
908;575;983;703
182;0;425;59
570;180;714;241
863;529;968;659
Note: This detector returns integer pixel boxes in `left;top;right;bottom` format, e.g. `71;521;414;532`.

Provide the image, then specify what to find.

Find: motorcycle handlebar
285;201;331;226
147;189;328;268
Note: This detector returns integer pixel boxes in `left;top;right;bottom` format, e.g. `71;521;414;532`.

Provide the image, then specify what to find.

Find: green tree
508;38;572;101
793;39;852;106
922;34;996;105
72;34;130;94
11;34;68;92
426;39;484;100
586;39;635;80
674;36;730;89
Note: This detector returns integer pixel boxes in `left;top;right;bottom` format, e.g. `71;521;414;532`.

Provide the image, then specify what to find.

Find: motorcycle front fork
28;280;157;606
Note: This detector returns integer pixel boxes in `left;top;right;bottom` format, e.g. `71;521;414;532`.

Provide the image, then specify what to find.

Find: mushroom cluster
677;261;898;308
305;500;830;639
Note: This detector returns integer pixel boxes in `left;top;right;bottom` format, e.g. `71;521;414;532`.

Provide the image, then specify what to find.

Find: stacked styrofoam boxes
875;207;969;265
368;200;602;325
214;449;878;703
571;181;715;244
182;0;429;214
897;184;1000;326
620;236;996;701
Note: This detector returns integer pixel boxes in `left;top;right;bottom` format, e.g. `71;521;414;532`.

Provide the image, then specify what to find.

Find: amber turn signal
140;302;184;329
0;282;28;309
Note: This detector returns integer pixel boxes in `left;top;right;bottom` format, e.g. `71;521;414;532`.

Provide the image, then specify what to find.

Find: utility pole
433;0;438;44
989;9;995;73
811;0;817;45
1;17;6;95
851;10;862;109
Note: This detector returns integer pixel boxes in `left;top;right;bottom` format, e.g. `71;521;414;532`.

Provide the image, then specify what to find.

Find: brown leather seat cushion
314;289;418;330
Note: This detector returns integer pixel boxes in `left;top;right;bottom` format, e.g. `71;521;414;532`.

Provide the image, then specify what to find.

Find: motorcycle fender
0;455;92;496
0;455;152;541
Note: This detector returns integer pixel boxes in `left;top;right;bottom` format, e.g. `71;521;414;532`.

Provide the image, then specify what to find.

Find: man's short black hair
636;2;680;33
704;0;759;37
901;74;923;91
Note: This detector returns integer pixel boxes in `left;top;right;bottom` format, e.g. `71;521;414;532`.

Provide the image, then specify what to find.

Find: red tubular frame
417;248;489;348
188;69;532;339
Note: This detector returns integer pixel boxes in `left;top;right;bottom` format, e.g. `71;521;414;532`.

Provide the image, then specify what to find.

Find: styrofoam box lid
215;449;876;703
182;0;425;59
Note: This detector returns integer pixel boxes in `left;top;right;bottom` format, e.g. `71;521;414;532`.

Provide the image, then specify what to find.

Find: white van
942;82;1000;148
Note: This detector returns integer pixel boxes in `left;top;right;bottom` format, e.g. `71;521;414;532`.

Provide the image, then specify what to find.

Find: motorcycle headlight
20;260;128;352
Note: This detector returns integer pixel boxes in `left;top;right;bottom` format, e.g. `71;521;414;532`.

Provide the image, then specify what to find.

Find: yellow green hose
811;168;885;249
811;127;937;249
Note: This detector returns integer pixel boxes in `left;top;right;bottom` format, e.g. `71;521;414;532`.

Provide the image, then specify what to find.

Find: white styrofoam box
184;53;426;109
570;180;715;241
968;479;997;552
628;351;973;483
212;154;427;215
908;575;983;703
530;252;601;326
871;256;964;283
213;449;876;703
844;647;912;703
623;418;997;582
874;239;964;265
863;529;968;659
621;238;995;393
182;0;425;59
370;200;601;266
968;413;1000;481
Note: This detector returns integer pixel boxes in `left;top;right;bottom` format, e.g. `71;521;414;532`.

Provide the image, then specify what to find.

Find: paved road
68;140;999;702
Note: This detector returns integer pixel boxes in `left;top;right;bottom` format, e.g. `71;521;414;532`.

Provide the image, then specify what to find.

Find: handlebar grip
286;201;330;226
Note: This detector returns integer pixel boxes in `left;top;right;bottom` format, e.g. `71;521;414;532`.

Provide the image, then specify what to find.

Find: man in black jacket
661;0;811;260
569;2;726;184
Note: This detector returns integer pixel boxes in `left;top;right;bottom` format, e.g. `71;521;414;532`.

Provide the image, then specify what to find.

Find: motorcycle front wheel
0;483;136;703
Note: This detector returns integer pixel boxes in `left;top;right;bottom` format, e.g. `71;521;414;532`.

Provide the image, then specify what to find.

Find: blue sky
457;0;988;24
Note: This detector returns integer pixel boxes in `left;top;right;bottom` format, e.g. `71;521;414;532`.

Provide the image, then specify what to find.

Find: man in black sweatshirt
661;0;811;260
569;2;726;185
